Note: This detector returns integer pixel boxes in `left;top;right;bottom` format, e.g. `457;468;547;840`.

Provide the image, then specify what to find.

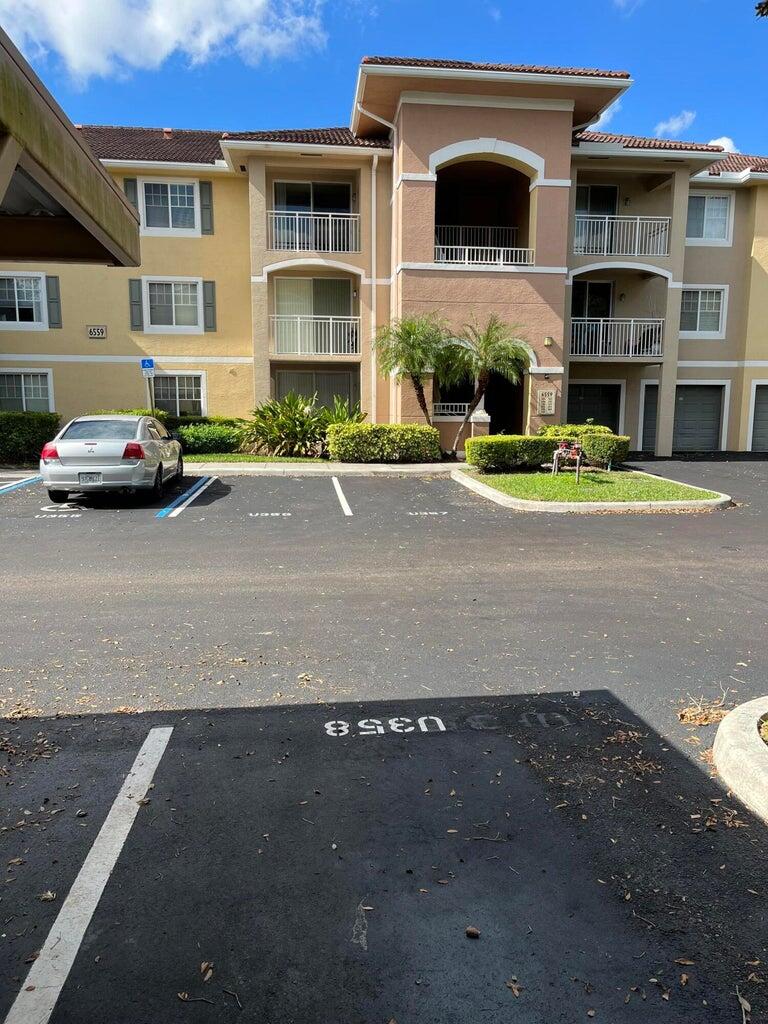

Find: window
139;179;200;236
153;375;204;417
275;369;359;408
686;193;732;245
0;371;52;411
62;420;138;440
142;278;203;333
680;287;727;337
575;184;619;216
274;181;352;214
0;274;47;330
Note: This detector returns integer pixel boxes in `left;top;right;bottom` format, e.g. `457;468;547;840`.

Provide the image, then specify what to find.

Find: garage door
673;385;723;451
641;384;658;451
751;385;768;451
641;384;724;451
567;384;621;433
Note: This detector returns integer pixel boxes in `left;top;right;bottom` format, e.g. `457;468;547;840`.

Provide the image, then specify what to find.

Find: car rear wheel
47;490;69;503
176;455;184;480
151;467;164;501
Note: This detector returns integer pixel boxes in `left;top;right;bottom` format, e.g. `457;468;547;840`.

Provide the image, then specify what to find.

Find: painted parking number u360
324;715;445;737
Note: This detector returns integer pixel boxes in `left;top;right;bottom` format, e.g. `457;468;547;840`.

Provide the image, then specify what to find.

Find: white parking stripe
332;476;353;516
166;475;217;518
3;726;173;1024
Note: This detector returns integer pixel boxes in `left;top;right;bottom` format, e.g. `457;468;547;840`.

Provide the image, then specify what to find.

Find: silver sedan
40;415;183;503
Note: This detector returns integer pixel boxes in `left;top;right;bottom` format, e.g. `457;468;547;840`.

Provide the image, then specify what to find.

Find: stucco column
248;156;270;409
655;168;688;456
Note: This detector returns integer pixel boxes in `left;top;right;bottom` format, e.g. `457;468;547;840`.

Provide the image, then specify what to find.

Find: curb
186;461;454;477
450;468;732;514
713;697;768;823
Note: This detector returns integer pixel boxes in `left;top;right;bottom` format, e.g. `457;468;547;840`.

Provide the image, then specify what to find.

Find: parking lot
2;460;768;1021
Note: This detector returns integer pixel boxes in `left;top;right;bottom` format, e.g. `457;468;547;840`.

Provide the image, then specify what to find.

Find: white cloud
0;0;326;84
488;5;502;20
654;109;696;138
708;136;740;153
612;0;646;13
593;99;622;131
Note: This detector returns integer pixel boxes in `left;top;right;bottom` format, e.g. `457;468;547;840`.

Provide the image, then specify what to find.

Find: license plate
78;473;102;485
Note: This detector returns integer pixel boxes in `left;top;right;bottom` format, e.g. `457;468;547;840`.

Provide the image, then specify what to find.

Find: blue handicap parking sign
140;358;155;369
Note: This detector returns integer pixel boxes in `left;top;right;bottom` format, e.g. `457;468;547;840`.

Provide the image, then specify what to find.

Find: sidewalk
187;461;454;476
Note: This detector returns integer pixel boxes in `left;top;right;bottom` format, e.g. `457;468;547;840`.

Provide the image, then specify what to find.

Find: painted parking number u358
324;715;445;737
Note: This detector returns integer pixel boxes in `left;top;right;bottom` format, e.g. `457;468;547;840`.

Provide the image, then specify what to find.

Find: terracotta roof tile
77;125;389;164
362;55;631;79
575;130;723;153
706;152;768;175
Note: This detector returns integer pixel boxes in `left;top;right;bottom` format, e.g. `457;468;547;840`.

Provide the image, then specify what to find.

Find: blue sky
2;1;766;155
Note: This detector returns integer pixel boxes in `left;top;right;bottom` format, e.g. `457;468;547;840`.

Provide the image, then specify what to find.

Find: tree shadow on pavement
1;690;766;1023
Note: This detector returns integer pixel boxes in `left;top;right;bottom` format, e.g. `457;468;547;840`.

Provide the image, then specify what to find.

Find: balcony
271;315;360;356
268;211;361;253
434;225;534;267
433;402;470;417
573;215;671;257
570;318;664;359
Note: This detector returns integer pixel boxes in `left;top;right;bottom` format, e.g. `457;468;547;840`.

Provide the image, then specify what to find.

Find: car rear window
62;420;139;440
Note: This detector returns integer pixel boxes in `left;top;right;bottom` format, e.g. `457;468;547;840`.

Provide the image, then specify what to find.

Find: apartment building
1;55;767;454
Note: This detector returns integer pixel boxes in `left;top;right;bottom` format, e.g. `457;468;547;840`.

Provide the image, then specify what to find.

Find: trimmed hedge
464;434;556;471
538;423;613;438
176;423;242;454
166;414;244;429
327;423;442;463
0;411;61;464
579;433;631;467
89;407;169;422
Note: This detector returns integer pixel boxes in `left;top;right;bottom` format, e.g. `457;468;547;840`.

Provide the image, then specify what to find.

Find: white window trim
0;368;55;411
679;284;729;341
638;378;731;451
153;370;207;417
747;379;768;451
685;190;735;247
141;276;204;335
138;178;201;238
567;377;626;435
0;272;49;332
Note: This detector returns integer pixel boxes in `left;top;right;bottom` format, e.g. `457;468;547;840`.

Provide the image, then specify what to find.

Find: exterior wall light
544;336;554;347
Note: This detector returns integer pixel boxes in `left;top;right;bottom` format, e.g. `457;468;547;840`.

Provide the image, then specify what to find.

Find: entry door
572;281;613;318
567;383;621;433
751;385;768;451
673;386;723;451
641;384;658;451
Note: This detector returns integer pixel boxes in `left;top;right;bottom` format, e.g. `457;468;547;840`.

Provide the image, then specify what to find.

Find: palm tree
375;314;446;425
436;314;529;454
758;1;767;15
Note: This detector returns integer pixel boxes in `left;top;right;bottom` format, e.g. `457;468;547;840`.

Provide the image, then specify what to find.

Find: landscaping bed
467;468;719;503
184;453;318;464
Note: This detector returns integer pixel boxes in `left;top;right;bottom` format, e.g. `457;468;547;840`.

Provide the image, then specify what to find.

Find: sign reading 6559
324;716;445;738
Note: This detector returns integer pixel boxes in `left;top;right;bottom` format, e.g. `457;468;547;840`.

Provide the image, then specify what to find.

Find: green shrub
538;422;613;438
166;414;244;429
464;434;557;471
241;392;326;457
580;433;631;467
176;423;243;454
88;407;169;422
327;423;442;463
0;411;61;464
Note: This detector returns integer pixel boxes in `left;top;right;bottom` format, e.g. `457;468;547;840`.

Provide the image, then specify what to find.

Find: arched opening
569;267;668;360
434;160;534;266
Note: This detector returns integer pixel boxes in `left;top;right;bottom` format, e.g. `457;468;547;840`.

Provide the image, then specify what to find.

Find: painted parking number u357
324;715;445;737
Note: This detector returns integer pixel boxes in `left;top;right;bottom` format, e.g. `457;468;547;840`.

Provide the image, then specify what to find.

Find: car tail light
40;442;59;461
122;442;145;460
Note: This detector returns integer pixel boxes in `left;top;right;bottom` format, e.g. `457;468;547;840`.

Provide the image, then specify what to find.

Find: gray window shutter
129;279;143;331
123;177;138;210
45;276;62;328
199;181;214;234
203;281;216;331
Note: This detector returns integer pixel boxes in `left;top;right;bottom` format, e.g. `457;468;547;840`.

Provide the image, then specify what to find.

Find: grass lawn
476;469;719;503
185;453;319;463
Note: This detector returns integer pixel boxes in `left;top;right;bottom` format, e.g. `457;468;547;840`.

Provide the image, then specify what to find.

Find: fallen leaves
505;977;523;997
37;890;56;902
200;961;214;983
465;926;480;939
678;692;730;727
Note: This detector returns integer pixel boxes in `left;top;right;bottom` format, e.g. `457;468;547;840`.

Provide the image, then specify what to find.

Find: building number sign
87;325;107;339
537;389;556;416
